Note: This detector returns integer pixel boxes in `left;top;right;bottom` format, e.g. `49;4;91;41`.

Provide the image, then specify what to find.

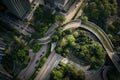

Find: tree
60;38;68;47
14;36;25;47
74;44;80;51
54;15;60;22
18;49;26;61
50;63;85;80
69;42;76;48
54;71;63;79
73;31;79;38
56;27;63;37
56;47;63;54
59;16;66;23
79;30;86;37
64;29;72;34
64;49;70;54
41;57;47;63
54;15;66;23
76;70;85;80
33;43;42;53
50;69;63;80
67;35;75;43
82;16;88;22
52;35;59;42
84;0;118;29
34;7;44;21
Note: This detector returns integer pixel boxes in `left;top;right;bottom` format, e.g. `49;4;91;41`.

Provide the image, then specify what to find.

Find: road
35;51;63;80
102;66;112;80
0;12;34;36
92;66;113;80
62;20;120;72
37;22;60;44
17;19;120;80
17;44;48;80
17;18;61;80
37;20;120;72
35;52;95;80
26;0;44;20
64;0;83;24
0;65;13;79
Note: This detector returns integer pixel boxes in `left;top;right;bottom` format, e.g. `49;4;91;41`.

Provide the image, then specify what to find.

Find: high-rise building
2;0;31;19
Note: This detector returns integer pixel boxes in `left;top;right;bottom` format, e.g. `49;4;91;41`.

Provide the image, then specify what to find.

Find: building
29;0;35;4
54;0;69;8
1;0;31;19
45;0;79;16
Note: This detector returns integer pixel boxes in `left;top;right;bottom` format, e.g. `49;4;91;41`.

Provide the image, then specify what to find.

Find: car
40;55;42;57
42;52;44;54
36;60;39;64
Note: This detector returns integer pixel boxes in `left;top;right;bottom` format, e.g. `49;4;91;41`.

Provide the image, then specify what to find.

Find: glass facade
2;0;31;19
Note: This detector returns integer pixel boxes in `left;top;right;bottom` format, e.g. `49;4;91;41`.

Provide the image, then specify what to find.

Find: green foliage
60;38;68;47
74;44;80;50
5;48;11;55
14;36;25;47
33;6;65;39
56;47;63;54
107;21;120;47
0;21;31;74
64;49;70;54
81;16;88;22
79;30;86;37
84;0;118;29
54;15;66;23
58;16;66;23
75;32;106;69
51;70;63;80
17;47;29;68
55;34;76;56
52;27;63;42
69;42;76;48
34;6;55;23
56;27;63;37
55;29;106;69
39;57;47;67
33;43;42;53
64;29;72;35
30;44;51;80
32;25;49;38
66;35;75;43
41;57;47;62
50;63;85;80
52;35;59;42
73;31;79;38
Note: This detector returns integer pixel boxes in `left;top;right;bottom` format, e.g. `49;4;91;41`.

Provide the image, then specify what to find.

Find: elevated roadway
38;20;120;72
62;20;120;72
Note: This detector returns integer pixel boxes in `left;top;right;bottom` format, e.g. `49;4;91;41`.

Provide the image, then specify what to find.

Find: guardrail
87;21;114;50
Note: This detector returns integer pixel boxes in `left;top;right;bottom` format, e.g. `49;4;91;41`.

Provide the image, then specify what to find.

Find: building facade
45;0;79;16
2;0;31;19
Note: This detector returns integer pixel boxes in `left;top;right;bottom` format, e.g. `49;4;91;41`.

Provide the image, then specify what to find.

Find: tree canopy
50;62;85;80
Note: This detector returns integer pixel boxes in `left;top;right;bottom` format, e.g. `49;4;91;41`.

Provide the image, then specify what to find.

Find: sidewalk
64;0;83;24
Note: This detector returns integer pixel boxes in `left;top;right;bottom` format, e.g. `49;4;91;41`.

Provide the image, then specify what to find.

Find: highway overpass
62;20;120;72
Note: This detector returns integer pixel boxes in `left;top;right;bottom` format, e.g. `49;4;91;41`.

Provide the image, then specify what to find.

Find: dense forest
84;0;117;29
84;0;120;48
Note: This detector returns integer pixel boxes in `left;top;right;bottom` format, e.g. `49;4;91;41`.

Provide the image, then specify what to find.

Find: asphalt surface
17;44;48;80
35;51;63;80
36;20;120;72
17;18;120;80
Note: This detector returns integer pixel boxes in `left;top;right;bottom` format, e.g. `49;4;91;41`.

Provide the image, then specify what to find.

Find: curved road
38;20;120;72
18;20;120;80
